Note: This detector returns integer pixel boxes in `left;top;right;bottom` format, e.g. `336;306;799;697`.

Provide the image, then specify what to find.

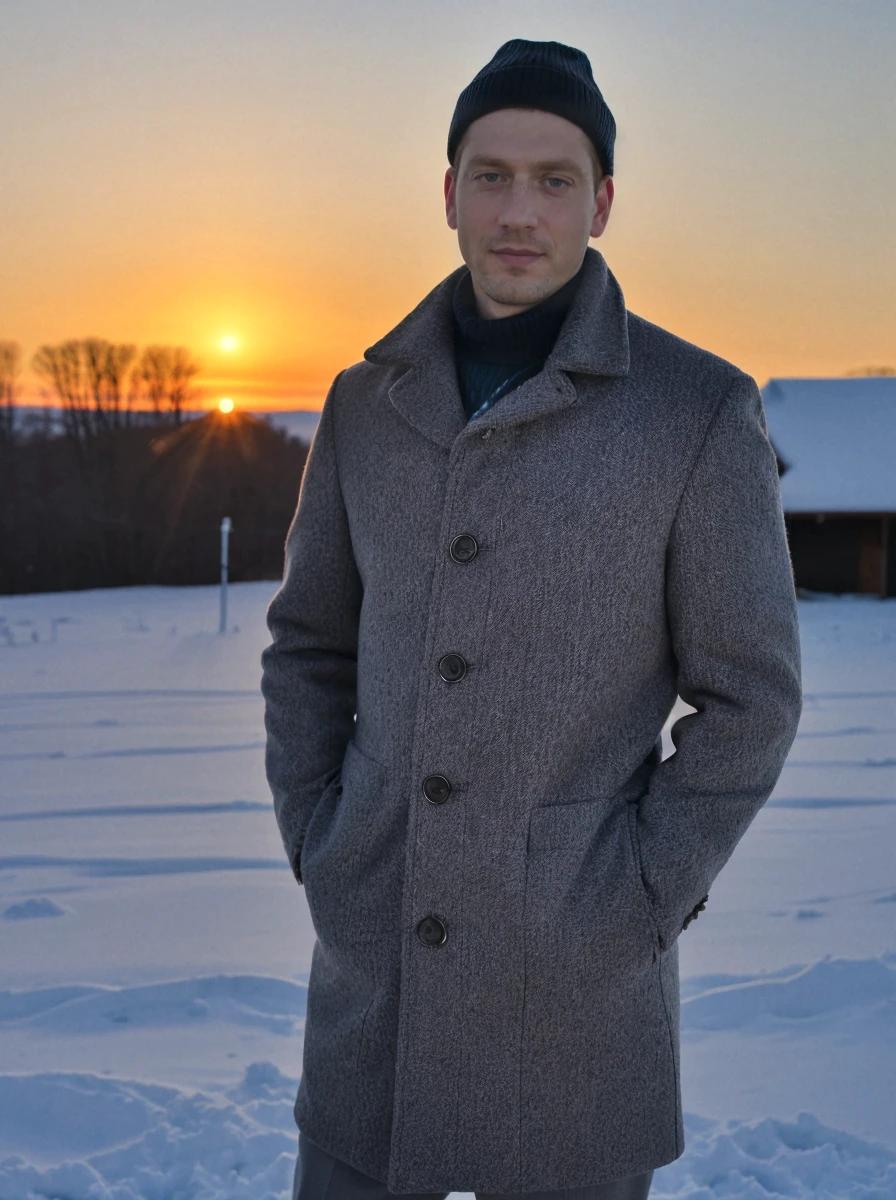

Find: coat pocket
300;737;388;947
624;797;663;956
525;796;660;981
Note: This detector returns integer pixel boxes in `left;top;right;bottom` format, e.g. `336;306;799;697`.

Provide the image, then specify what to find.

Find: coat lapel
363;245;631;451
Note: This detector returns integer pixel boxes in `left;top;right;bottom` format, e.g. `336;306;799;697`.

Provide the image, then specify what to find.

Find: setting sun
218;335;240;353
218;397;235;413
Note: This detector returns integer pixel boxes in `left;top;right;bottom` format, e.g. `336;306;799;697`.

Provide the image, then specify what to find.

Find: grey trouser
292;1130;654;1200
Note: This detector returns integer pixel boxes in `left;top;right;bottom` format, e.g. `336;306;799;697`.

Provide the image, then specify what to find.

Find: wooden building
762;377;896;598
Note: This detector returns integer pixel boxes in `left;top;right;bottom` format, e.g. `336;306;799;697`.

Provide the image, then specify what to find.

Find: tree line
0;338;308;595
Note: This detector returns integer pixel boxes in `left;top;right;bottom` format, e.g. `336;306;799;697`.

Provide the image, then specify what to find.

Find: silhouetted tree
0;340;20;442
31;339;202;445
134;345;201;426
0;342;22;590
83;337;138;431
31;339;94;446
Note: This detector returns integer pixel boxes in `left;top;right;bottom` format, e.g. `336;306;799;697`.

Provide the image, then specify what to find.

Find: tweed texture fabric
260;244;803;1194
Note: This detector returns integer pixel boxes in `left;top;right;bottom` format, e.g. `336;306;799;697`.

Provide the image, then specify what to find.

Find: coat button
422;774;452;804
449;533;479;563
437;652;467;682
480;427;493;440
416;915;447;946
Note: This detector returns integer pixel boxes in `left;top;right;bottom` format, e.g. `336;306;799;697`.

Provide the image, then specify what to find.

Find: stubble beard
477;268;556;313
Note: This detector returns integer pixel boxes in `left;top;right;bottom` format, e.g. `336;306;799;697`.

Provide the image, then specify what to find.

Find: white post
219;516;232;634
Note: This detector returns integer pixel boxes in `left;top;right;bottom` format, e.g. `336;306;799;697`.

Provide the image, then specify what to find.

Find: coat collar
363;245;631;450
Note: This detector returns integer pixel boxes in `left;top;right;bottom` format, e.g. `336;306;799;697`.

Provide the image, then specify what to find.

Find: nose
497;180;539;229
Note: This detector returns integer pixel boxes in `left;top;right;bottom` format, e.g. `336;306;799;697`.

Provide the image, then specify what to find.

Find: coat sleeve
260;369;362;885
634;370;803;951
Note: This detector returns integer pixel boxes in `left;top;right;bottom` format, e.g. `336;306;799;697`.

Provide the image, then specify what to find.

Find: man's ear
445;167;458;231
590;175;614;239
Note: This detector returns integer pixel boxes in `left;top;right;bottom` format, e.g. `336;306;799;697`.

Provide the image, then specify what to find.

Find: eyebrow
465;155;585;178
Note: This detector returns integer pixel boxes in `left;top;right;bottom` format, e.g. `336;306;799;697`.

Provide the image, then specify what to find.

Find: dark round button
422;774;452;804
480;427;493;440
449;533;479;563
416;915;447;947
437;652;467;682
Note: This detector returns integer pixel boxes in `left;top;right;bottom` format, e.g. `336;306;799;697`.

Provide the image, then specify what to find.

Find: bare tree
32;338;201;441
0;340;21;442
83;338;138;431
134;345;201;426
31;340;90;444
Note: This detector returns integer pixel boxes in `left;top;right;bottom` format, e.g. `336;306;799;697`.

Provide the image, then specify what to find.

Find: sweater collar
451;257;586;364
364;245;630;382
362;245;632;451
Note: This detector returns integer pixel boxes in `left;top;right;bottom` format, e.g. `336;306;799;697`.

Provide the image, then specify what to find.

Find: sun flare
218;397;235;413
218;334;240;353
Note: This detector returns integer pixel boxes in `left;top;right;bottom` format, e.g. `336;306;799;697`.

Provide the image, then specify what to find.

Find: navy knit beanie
447;39;616;178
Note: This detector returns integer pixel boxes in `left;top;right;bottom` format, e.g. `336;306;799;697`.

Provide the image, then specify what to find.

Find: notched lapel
363;246;632;451
386;360;468;451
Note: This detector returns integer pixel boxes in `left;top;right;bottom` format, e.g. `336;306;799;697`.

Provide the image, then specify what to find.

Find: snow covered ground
1;583;894;1199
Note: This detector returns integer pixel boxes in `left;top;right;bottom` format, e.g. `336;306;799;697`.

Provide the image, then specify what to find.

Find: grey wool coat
260;244;803;1195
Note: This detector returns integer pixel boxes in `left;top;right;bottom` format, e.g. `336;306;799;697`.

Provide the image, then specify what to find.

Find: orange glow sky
3;1;894;413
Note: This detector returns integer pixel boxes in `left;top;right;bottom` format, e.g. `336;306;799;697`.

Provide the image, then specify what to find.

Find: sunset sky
3;0;894;413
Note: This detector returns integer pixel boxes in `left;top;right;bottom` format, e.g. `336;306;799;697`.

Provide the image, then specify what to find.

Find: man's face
444;107;614;318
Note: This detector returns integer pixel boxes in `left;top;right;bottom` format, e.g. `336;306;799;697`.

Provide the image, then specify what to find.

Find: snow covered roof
761;376;896;514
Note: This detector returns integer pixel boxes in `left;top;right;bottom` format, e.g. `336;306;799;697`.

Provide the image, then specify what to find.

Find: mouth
491;249;543;267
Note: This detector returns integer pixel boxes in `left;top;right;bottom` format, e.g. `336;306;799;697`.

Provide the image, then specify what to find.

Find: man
261;38;803;1200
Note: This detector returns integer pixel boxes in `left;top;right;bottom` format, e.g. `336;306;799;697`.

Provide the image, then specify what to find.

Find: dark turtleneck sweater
451;257;586;421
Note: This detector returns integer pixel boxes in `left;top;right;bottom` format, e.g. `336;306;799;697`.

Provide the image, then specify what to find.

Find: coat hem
388;1140;686;1196
296;1108;685;1196
297;1075;681;1195
516;1142;685;1198
294;1115;390;1188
